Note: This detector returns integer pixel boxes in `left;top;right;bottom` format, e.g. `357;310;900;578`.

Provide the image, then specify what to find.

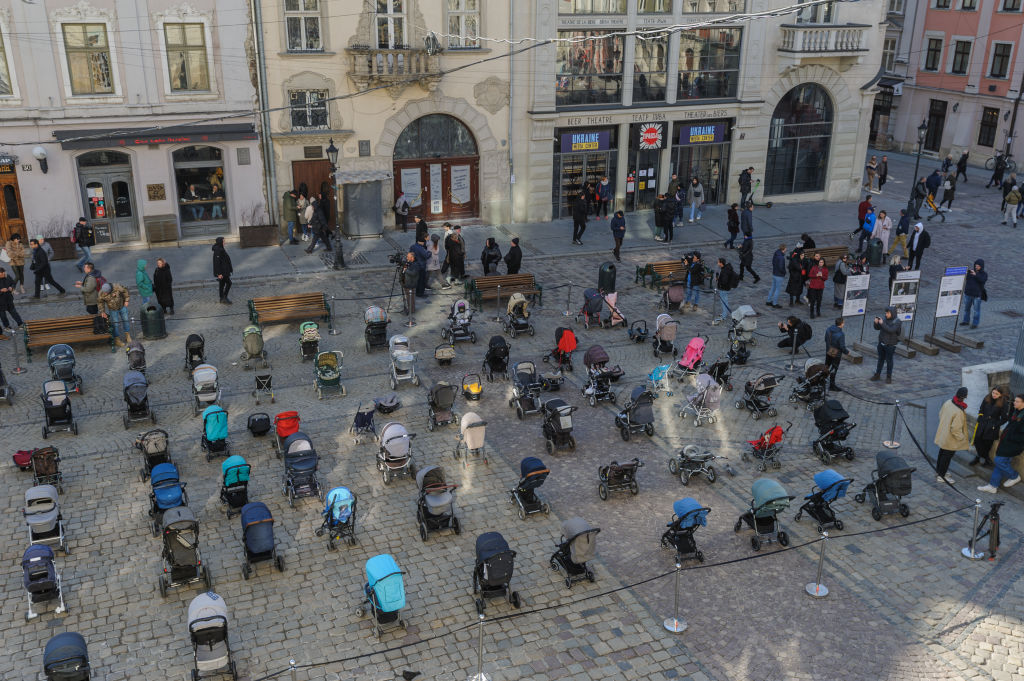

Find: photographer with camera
399;251;419;319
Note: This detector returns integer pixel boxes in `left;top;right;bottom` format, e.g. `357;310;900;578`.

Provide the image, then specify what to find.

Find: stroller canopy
518;457;549;490
814;399;849;427
126;340;145;359
877;450;910;477
324;487;354;523
243;325;264;352
202;405;229;441
150;462;180;486
628;386;655;421
46;344;75;364
389;335;411;352
812;469;851;502
416;465;447;491
507;293;529;317
562;517;599;564
460;412;486;448
876;451;914;496
189;591;229;632
680;337;706;369
751;478;792;516
750;373;780;392
240;502;275;553
555;327;577;353
380;422;411;457
192;364;218;386
674;497;710;528
162;505;198;535
42;380;70;406
315;351;341;377
430;382;456;409
124;369;148;393
186;333;204;348
283;430;314;455
25;485;59;530
222;455;250;485
138;428;169;453
584;345;610;368
692;374;721;409
450;299;471;318
488;335;508;351
514;361;538;383
366;554;406;613
43;632;88;674
475;531;511;563
544;399;574;432
731;305;757;324
364;306;388;324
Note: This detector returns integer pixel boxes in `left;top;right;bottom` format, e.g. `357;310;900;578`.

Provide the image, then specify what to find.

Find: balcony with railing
777;24;870;69
346;46;441;91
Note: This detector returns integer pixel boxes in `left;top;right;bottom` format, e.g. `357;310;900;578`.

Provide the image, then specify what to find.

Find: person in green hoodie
136;258;154;305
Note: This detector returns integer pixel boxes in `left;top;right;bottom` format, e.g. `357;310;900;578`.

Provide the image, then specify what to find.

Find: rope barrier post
10;332;26;374
961;498;985;560
663;559;687;633
563;281;573;317
786;333;799;372
493;285;502;322
129;315;137;341
805;532;830;598
882;399;901;449
467;612;490;681
404;287;416;328
329;295;339;335
289;659;298;681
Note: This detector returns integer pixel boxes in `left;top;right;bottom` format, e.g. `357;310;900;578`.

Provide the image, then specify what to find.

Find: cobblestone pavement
3;150;1024;681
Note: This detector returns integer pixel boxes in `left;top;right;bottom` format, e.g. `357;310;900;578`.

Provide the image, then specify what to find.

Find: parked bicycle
985;152;1017;173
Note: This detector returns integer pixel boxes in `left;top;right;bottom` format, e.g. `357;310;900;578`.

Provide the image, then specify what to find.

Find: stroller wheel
276;555;285;571
545;439;554;455
530;326;535;336
588;394;596;408
349;535;358;546
419;522;428;542
629;480;639;495
452;517;461;535
620;427;630;442
412;376;420;386
382;468;390;486
610;392;617;405
151;411;157;424
757;462;766;472
511;591;522;609
510;329;516;339
751;537;761;551
158;576;167;598
204;566;212;589
768;408;778;417
471;332;477;343
777;532;789;547
679;472;689;486
645;423;654;436
705;466;717;483
854;493;865;504
587;568;595;582
795;512;803;522
871;507;882;521
542;503;550;515
565;577;573;589
568;436;576;450
695;550;705;563
834;519;844;531
735;400;743;409
475;599;485;615
816;524;824;534
788;395;797;403
516;406;524;421
668;458;679;475
598;483;608;500
899;504;910;517
241;564;250;580
734;520;743;533
660;533;671;549
694;418;701;428
518;507;526;521
355;606;365;618
752;411;760;421
122;414;129;430
844;449;856;461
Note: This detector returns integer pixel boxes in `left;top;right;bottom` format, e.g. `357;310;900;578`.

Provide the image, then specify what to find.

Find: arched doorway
393;114;479;220
77;150;139;243
0;156;25;243
764;83;833;196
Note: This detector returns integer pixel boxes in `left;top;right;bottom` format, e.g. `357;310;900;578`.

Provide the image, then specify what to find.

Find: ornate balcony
346;46;441;94
777;24;870;70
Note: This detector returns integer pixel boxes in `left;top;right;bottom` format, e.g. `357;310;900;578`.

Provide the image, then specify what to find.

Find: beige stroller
454;411;488;466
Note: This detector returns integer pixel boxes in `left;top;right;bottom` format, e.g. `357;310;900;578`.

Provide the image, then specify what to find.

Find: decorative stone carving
473;77;510;115
152;3;211;23
50;0;113;22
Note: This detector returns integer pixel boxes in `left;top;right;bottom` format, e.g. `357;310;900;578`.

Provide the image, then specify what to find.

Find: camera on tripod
388;252;405;266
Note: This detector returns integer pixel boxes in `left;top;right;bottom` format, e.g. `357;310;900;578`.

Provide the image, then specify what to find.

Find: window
795;1;835;22
289;89;329;129
555;31;624;106
173;146;228;228
888;0;904;12
285;0;322;52
394;114;478;159
62;24;113;95
633;37;667;103
680;0;745;11
557;0;627;12
882;37;896;72
446;0;479;48
677;28;741;101
960;0;978;9
764;83;833;195
934;0;952;8
0;32;11;95
164;23;209;91
978;107;999;147
376;0;406;48
951;40;971;74
1002;0;1022;11
991;43;1012;78
924;38;942;71
637;0;671;12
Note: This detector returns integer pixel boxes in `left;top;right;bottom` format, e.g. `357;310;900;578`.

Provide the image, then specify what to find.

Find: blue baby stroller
661;498;710;563
43;632;90;681
350;403;376;444
23;544;67;620
47;344;83;394
356;554;407;638
200;405;229;461
282;431;323;506
316;486;357;550
795;469;853;532
220;455;250;518
148;462;188;537
122;370;155;429
509;457;550;520
734;478;794;551
473;532;521;613
239;501;284;579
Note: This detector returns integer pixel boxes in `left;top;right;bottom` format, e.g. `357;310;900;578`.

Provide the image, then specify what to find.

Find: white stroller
388;336;420;389
188;592;238;681
191;364;221;417
728;305;758;346
377;421;417;485
678;373;722;427
25;485;69;554
454;412;488;465
652;314;679;358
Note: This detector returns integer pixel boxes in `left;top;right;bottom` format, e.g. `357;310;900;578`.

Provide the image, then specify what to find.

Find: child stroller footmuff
473;532;521;612
550;517;599;588
239;502;284;578
136;429;170;482
503;293;534;338
734;478;794;551
356;554;407;638
661;497;710;563
220;455;250;518
122;370;155;429
795;469;853;532
240;325;269;370
158;506;211;597
416;465;461;541
316;486;357;550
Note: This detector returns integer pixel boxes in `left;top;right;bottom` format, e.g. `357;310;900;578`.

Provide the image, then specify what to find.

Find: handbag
981;286;988;302
0;248;9;263
92;316;109;335
826;346;841;358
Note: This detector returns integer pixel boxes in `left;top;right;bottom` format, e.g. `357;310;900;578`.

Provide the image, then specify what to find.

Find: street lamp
909;119;928;209
325;138;338;171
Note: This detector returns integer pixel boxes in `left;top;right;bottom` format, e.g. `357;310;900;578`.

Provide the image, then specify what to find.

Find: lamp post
325;138;339;171
909;120;928;206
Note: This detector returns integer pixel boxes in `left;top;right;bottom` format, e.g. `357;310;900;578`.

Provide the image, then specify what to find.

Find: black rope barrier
896;405;978;503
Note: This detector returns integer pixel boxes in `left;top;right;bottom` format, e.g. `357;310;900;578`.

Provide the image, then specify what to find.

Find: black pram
614;386;655;441
483;335;510;381
855;451;914;521
473;532;521;612
812;399;857;463
582;345;623;407
509;361;543;419
542;398;577;453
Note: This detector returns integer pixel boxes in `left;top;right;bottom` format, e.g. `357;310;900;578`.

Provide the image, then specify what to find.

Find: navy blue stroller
148;462;187;537
23;544;67;620
795;469;853;532
350;403;376;444
282;431;322;506
509;457;550;520
43;632;90;681
122;370;154;429
473;532;521;613
239;502;284;578
661;498;710;563
47;344;83;393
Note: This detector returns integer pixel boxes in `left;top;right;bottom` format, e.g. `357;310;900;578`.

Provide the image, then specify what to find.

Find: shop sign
679;123;725;145
638;123;663;150
0;153;15;174
560;131;611;153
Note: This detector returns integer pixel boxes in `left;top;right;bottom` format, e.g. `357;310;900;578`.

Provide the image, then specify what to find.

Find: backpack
93;273;108;291
247;413;271;436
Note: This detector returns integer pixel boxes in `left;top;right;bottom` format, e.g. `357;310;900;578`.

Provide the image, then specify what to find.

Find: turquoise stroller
356;554;406;638
734;478;794;551
200;405;230;462
316;486;357;550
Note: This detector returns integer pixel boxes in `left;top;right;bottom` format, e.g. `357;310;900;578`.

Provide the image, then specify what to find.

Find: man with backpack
99;281;131;346
71;217;96;272
73;262;105;314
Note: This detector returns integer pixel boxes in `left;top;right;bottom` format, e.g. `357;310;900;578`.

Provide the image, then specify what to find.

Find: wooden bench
23;316;114;361
806;246;852;269
468;274;542;311
248;292;331;330
635;260;686;289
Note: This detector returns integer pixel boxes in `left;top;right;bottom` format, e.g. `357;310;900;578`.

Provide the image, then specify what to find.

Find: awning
877;76;904;88
55;123;257;150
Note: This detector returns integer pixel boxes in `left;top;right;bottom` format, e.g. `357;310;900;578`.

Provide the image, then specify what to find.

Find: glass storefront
173;146;229;237
626;122;666;211
677;28;741;102
552;127;618;218
671;120;732;205
555;31;624;107
764;84;833;195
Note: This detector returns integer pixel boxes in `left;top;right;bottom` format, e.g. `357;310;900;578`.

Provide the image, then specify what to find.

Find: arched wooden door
393;114;479;221
0;162;25;243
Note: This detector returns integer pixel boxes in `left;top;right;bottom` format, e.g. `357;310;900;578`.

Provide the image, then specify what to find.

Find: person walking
806;253;827;319
135;259;154;305
960;259;987;329
766;243;786;308
724;203;739;248
972;387;1011;466
504;237;522;275
986;152;1008;188
907;223;930;271
1000;173;1017;212
857;207;876;254
824;317;849;392
610;210;626;262
394;191;410;233
444;225;466;283
875;210;891;261
832;254;850;309
888;209;910;258
595;177;611;219
153;258;174;315
684;252;704;312
738;167;753;208
786;249;805;307
740;201;754;238
98;281;131;346
715;257;738;322
662;192;678;243
296;192;310;241
939;172;956;210
864;155;877;192
1002;184;1021;226
28;239;66;298
571;193;588;245
282;189;299;244
687;176;704;223
934;387;970;484
305;198;333;253
2;233;27;295
911;177;928;219
0;266;25;333
480;237;501;276
954;150;969;183
878;155;889;192
212;236;233;304
413;215;429;243
977;395;1024;494
36;236;56;293
737;234;759;284
870;306;901;384
426;234;451;289
73;262;101;315
71;217;96;272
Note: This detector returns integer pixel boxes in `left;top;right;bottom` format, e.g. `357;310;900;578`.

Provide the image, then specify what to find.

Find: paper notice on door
638;169;647;177
638;181;646;191
648;180;655;190
400;168;422;207
429;164;443;213
451;165;471;205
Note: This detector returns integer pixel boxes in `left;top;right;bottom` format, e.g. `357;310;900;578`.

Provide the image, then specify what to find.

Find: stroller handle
384;432;416;445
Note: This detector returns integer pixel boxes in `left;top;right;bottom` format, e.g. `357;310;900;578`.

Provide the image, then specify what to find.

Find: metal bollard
805;532;830;598
882;399;901;449
10;333;26;374
961;499;985;560
493;285;503;322
129;315;137;340
786;334;799;372
662;560;687;633
329;296;339;335
467;612;490;681
289;659;298;681
563;281;573;317
404;288;417;328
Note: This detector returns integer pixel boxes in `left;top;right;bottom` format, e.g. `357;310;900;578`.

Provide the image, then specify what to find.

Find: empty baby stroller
434;342;456;366
672;335;707;382
577;288;604;329
252;371;274;405
188;592;238;681
23;544;66;620
239;501;284;578
185;333;206;371
598;457;643;499
602;291;626;328
582;345;623;407
149;462;188;536
503;292;534;338
350;403;377;444
652;314;679;358
510;360;543;419
661;498;710;562
356;554;407;638
43;632;89;681
31;446;63;493
728;303;758;345
735;373;783;419
661;281;686;311
375;392;401;413
543;326;577;371
41;380;77;439
364;306;390;353
614;386;656;441
483;335;510;381
0;360;14;404
462;373;483;400
678;373;721;427
191;364;220;417
427;381;458;431
377;421;416;485
300;321;320;361
25;485;68;553
388;335;419;389
550;517;599;588
796;469;853;532
509;457;550;520
282;431;322;506
416;465;461;541
158;506;211;597
47;344;82;393
707;356;734;391
272;410;300;458
313;350;345;399
669;445;720;486
454;411;488;465
122;370;155;429
744;423;788;472
790;359;829;409
472;532;521;612
220;455;250;518
542;398;578;453
443;299;476;343
200;405;230;461
855;451;914;520
136;428;170;482
628;319;649;343
734;478;794;550
812;399;857;463
240;325;269;370
126;339;146;374
646;364;672;398
316;486;357;550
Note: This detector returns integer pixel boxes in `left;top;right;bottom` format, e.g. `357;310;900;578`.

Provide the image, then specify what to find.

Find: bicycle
984;153;1017;173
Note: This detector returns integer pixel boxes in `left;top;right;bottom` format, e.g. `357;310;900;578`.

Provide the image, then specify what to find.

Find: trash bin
140;304;167;340
598;261;617;293
867;238;884;267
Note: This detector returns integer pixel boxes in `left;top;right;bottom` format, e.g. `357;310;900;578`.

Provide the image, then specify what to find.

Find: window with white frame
290;89;328;130
924;37;943;71
446;0;479;48
960;0;978;10
888;0;904;12
1002;0;1022;12
934;0;952;8
990;42;1012;78
164;23;209;91
951;40;971;74
795;1;835;22
285;0;322;52
0;31;11;95
376;0;406;49
62;23;114;95
882;37;897;72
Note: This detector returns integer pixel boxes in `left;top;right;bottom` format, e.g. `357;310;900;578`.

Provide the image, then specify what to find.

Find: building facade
0;0;264;246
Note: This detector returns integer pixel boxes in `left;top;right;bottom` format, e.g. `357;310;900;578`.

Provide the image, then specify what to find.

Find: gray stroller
25;485;69;554
549;517;599;588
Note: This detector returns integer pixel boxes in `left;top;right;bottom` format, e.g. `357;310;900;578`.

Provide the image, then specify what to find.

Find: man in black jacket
824;317;850;391
0;266;25;333
212;236;233;304
737;234;759;283
911;178;928;219
504;237;522;274
444;225;466;282
739;167;753;207
907;222;930;270
72;217;96;272
978;395;1024;493
870;306;901;383
29;239;66;299
767;243;786;308
571;194;588;245
715;257;738;322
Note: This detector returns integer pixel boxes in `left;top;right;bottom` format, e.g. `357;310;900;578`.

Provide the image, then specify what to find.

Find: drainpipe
507;2;515;224
1006;67;1024;158
251;0;279;225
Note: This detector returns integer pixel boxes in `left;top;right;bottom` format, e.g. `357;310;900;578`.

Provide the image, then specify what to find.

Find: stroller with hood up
41;380;77;439
122;370;155;429
543;326;577;371
661;498;711;563
200;405;230;461
126;339;146;374
300;321;320;360
509;457;550;519
669;445;720;486
316;486;357;550
220;455;250;518
597;458;643;499
443;299;476;343
735;478;794;550
542;398;577;453
744;423;789;472
646;364;672;398
148;462;187;536
356;554;407;638
550;517;599;588
483;335;510;381
23;544;67;620
136;428;170;482
427;381;458;431
272;411;300;458
707;356;734;391
377;421;416;485
185;333;206;371
31;446;63;493
416;465;461;541
796;469;853;532
615;386;656;441
672;335;707;382
652;314;679;358
47;344;83;393
188;592;238;681
728;305;758;346
812;399;857;463
679;373;721;427
510;360;543;419
191;364;221;416
25;485;69;553
790;359;829;409
454;411;488;465
282;431;322;506
855;451;914;520
735;373;783;419
350;403;377;444
503;292;534;338
582;345;623;407
473;532;521;613
577;288;604;329
388;335;419;389
43;632;90;681
240;325;269;370
239;501;284;578
158;506;211;597
364;305;390;352
314;350;345;399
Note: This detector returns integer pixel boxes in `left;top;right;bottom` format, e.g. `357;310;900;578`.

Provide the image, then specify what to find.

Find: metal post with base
563;281;573;317
805;532;830;598
329;296;340;335
493;285;503;323
467;612;490;681
961;499;985;560
663;560;687;633
882;399;901;449
403;288;416;328
10;333;26;374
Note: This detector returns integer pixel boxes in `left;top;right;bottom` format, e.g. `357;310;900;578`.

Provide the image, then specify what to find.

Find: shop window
555;31;624;107
289;89;329;130
677;28;741;101
62;23;113;95
394;114;477;160
764;83;833;195
377;0;406;49
990;43;1012;78
633;37;667;104
285;0;322;51
0;32;11;95
165;23;210;91
173;146;227;225
557;0;627;12
446;0;479;48
4;184;20;219
978;107;999;147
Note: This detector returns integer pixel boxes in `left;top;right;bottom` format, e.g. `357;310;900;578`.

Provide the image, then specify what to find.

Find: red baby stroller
543;327;577;372
742;422;791;472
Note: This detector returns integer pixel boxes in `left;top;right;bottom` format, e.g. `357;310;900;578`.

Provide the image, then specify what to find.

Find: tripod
968;501;1004;560
386;263;407;316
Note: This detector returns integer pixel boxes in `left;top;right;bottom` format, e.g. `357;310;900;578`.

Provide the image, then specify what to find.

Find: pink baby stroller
672;336;707;382
602;292;626;329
